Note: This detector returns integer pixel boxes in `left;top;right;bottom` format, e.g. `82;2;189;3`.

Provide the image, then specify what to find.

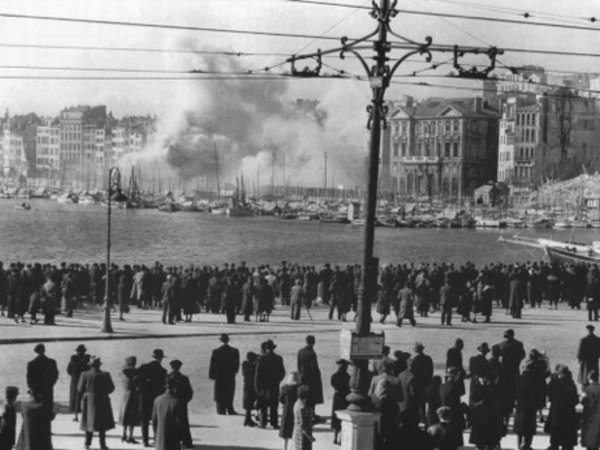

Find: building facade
386;96;499;200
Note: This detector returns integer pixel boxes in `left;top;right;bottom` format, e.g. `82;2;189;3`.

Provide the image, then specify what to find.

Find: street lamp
102;167;127;333
288;0;502;410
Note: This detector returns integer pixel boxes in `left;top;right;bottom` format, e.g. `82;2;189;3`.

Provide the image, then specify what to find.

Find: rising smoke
123;40;370;191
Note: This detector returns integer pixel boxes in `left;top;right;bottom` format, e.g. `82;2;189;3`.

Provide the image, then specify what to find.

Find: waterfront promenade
0;303;591;449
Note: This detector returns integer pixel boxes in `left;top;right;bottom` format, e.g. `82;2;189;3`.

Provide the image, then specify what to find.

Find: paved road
0;302;592;449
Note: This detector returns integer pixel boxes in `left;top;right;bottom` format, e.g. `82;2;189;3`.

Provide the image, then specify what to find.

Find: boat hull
546;246;600;265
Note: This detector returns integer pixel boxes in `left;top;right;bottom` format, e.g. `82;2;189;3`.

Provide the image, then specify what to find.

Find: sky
1;0;598;186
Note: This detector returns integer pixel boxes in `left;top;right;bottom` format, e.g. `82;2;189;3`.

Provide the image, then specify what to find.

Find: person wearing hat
411;342;434;425
496;329;526;429
578;324;600;389
297;335;324;413
242;352;259;427
118;356;141;444
137;349;167;447
513;362;537;450
439;368;465;446
209;334;240;415
255;339;286;429
166;360;193;449
427;406;462;450
77;357;115;450
67;344;90;422
0;386;18;450
26;343;58;416
330;360;350;445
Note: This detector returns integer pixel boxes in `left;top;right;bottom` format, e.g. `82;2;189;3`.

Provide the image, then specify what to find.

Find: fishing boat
319;213;350;224
474;217;507;228
226;178;254;217
15;202;31;210
298;212;319;221
57;192;78;204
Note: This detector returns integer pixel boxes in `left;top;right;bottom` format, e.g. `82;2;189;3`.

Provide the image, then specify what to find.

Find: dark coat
578;333;600;385
255;351;286;402
78;367;115;432
468;381;503;447
15;400;53;450
119;367;142;427
582;382;600;448
67;353;89;412
427;422;462;450
297;345;324;405
279;383;300;439
137;360;167;421
242;359;257;410
0;402;16;449
330;370;350;431
26;354;59;411
152;392;182;450
209;344;240;403
411;353;434;396
545;375;579;447
513;371;537;436
440;380;465;440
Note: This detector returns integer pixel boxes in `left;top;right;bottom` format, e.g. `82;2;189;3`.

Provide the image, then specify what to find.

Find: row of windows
392;141;460;158
392;119;461;135
516;113;536;126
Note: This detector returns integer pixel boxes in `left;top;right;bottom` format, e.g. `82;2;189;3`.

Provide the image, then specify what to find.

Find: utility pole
289;0;501;418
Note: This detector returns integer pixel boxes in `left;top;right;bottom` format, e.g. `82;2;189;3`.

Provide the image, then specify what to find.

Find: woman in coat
279;371;301;450
468;374;503;450
544;365;579;450
513;363;537;450
242;351;258;427
67;344;90;421
119;356;141;443
292;385;315;450
581;370;600;450
330;359;350;445
78;356;115;450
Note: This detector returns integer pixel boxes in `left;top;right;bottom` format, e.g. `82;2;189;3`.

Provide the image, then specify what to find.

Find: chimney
401;95;414;108
473;97;483;112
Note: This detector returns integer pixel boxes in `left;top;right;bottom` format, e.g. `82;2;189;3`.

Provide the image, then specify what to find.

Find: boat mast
214;141;221;202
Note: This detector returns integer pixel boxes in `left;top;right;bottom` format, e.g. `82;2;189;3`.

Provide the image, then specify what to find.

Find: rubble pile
532;173;600;208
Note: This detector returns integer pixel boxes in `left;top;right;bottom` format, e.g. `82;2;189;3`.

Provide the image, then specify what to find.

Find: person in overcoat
26;343;58;415
396;281;416;327
297;335;324;411
137;348;167;447
15;392;53;450
67;344;90;421
439;368;465;445
411;342;434;424
40;276;58;325
291;386;315;450
0;386;18;450
398;364;418;429
544;365;579;450
581;370;600;450
527;349;550;423
208;333;240;415
152;377;182;450
279;371;301;450
167;359;193;449
290;279;304;321
119;356;141;444
468;374;503;450
496;328;525;427
78;356;115;450
255;339;286;428
242;351;259;427
439;278;456;326
446;339;466;396
330;359;350;445
513;363;537;450
578;324;600;388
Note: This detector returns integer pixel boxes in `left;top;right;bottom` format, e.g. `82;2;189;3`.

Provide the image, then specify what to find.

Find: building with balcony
386;96;499;199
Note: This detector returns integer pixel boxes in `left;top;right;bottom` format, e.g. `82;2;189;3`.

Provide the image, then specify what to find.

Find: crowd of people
0;324;598;450
0;257;599;327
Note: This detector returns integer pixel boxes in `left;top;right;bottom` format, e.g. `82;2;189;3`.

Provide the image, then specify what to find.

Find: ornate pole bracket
453;45;504;79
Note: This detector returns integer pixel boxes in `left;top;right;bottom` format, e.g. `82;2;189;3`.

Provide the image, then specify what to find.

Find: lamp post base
335;409;380;450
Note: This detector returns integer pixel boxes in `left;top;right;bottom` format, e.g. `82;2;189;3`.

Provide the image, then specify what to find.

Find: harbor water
2;200;600;266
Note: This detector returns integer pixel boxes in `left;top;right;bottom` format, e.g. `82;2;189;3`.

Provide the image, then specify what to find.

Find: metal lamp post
102;167;127;333
288;0;502;410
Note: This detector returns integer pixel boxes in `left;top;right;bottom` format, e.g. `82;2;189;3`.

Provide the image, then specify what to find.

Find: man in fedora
138;349;167;447
209;334;240;415
78;356;115;450
67;344;90;422
496;329;525;428
255;339;285;428
578;324;600;388
167;359;193;449
297;335;323;413
26;343;58;415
